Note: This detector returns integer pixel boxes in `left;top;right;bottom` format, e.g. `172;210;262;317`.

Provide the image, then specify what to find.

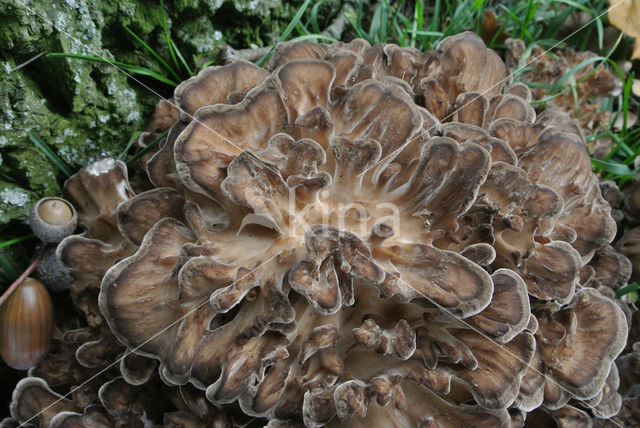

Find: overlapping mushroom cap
13;33;627;427
504;38;620;141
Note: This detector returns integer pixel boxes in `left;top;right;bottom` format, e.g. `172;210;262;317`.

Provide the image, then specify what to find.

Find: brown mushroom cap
518;131;616;262
175;60;269;119
536;288;627;402
590;363;622;418
119;352;157;386
586;245;632;290
10;377;79;427
616;227;640;282
514;345;545;412
623;180;640;224
468;269;530;343
32;36;628;427
49;406;113;428
328;382;510;428
57;158;136;295
117;187;186;246
505;39;619;138
551;405;593;428
0;418;20;428
100;218;201;379
424;31;509;111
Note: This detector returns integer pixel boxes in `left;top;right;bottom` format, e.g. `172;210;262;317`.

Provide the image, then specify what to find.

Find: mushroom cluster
8;32;629;427
504;39;620;157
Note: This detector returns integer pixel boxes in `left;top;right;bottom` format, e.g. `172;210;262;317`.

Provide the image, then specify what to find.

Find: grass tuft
118;131;144;161
255;0;313;66
46;52;180;87
617;282;640;302
125;130;170;165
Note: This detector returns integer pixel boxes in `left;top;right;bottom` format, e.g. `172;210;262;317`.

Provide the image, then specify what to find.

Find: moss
0;182;38;224
8;148;61;196
0;57;141;220
0;0;299;226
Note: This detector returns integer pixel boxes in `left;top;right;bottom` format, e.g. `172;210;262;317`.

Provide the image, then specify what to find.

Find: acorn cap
30;197;78;243
34;247;72;293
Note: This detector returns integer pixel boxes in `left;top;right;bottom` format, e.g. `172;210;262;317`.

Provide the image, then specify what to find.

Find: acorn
0;277;54;370
29;197;78;243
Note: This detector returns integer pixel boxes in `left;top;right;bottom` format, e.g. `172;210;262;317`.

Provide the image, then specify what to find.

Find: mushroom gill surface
12;33;627;428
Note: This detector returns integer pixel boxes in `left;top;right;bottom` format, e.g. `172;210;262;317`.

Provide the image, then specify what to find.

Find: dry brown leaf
608;0;640;59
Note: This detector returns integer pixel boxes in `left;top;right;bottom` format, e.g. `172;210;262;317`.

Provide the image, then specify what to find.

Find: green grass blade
0;234;36;250
595;16;604;50
410;0;423;47
621;73;634;136
591;158;633;177
118;131;143;161
126;130;170;165
497;4;524;31
521;0;537;40
415;0;423;45
616;282;640;298
295;20;311;36
546;56;607;92
255;0;313;66
471;0;486;34
29;133;73;177
400;16;410;46
124;26;181;81
471;0;486;10
160;0;181;75
591;132;634;160
369;3;386;43
310;1;324;34
545;6;574;39
380;2;389;42
0;254;20;283
170;39;194;77
356;0;364;33
383;0;404;42
119;64;180;86
46;53;179;86
555;0;593;13
487;20;509;48
427;0;441;34
200;58;217;69
346;15;370;41
405;29;444;37
579;25;595;51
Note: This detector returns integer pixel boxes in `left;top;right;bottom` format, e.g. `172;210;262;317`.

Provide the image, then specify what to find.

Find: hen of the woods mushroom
9;32;630;427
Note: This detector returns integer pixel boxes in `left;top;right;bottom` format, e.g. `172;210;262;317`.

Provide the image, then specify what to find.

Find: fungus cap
12;34;627;427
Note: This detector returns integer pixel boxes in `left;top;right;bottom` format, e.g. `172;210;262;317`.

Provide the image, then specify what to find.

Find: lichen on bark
0;0;304;224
